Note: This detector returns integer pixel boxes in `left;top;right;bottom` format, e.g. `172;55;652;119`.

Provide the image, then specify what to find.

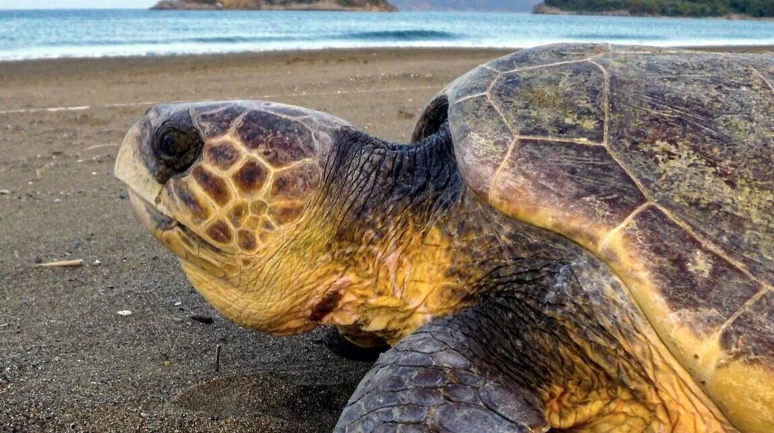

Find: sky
0;0;156;8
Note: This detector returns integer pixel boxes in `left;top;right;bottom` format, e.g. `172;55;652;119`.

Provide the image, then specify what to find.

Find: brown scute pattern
486;43;609;73
177;230;196;249
494;139;645;235
237;229;258;252
447;66;499;101
258;232;273;244
268;202;305;226
260;217;276;232
192;165;231;206
601;52;774;284
736;54;774;91
244;215;262;231
228;202;248;228
618;207;762;337
449;95;514;198
205;141;241;171
249;200;268;216
232;159;268;195
491;62;605;142
299;115;351;144
170;181;210;223
261;102;315;119
236;110;317;168
608;45;677;54
720;290;774;366
206;220;233;244
269;162;322;201
193;104;248;138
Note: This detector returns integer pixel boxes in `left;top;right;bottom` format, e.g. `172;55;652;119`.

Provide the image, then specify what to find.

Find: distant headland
533;0;774;18
151;0;398;11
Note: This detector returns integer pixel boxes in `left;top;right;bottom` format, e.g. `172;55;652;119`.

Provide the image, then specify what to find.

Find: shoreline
0;46;507;64
1;43;772;65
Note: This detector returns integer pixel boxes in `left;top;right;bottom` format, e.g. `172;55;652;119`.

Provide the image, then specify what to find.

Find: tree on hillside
542;0;774;17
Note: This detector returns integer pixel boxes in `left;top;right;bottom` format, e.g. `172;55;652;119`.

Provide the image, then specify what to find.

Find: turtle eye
152;124;203;183
159;130;183;159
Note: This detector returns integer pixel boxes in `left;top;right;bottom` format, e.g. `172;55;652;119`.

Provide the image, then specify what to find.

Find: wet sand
0;46;770;433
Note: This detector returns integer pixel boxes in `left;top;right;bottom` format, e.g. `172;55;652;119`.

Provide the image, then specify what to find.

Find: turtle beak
114;116;164;208
114;115;180;239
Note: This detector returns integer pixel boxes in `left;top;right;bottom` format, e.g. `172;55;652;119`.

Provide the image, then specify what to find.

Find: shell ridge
451;92;488;107
510;135;604;146
586;57;765;289
715;287;773;340
708;50;774;95
486;92;517;135
587;59;611;147
652;203;769;292
488;136;519;202
499;52;609;75
750;64;774;94
485;70;502;95
599;202;652;252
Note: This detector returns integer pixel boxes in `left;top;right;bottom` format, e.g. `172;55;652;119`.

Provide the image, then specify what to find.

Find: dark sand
0;46;770;433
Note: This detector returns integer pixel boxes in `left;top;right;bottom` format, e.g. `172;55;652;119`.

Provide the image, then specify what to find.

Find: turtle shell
414;44;774;433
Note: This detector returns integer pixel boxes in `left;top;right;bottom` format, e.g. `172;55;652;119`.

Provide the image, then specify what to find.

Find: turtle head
115;101;349;335
117;100;474;344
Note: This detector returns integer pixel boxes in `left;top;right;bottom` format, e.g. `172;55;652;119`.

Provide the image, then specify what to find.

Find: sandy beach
0;45;770;432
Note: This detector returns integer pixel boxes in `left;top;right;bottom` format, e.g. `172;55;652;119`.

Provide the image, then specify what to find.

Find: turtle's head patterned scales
115;101;349;335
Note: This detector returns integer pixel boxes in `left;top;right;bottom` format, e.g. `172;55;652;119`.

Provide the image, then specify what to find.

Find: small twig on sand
215;344;222;373
190;315;213;324
35;259;84;268
83;143;119;152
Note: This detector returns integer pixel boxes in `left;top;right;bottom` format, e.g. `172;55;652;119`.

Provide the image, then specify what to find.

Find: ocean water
1;9;773;61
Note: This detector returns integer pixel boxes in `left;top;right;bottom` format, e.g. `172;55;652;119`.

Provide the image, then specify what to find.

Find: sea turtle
114;44;774;433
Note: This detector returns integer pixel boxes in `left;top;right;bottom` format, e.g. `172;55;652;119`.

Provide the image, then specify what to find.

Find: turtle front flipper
334;313;549;433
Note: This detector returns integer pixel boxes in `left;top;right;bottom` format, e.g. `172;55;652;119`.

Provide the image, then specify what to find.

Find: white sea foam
0;10;772;62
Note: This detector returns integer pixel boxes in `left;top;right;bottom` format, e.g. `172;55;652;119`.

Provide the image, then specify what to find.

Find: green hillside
152;0;398;11
538;0;774;17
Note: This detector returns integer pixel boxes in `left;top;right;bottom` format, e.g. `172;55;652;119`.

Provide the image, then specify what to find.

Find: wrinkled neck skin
308;126;492;344
222;124;553;345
